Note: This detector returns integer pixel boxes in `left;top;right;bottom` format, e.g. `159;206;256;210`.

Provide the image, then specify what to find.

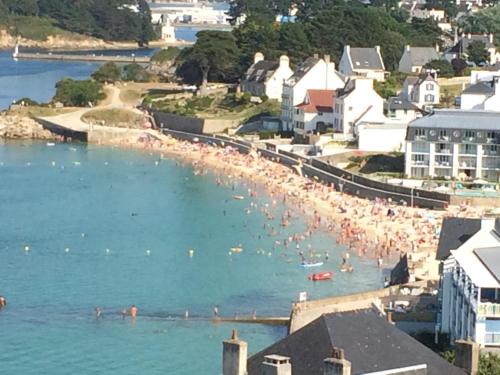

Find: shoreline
90;128;483;270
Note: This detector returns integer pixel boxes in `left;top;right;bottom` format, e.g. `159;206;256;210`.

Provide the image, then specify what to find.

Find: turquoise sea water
0;142;384;374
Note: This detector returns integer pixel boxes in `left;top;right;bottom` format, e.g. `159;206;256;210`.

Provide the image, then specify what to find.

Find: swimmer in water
120;308;127;320
130;305;138;318
0;296;6;309
95;307;102;320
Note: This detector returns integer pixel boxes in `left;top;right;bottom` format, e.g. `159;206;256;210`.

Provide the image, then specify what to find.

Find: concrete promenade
15;52;150;64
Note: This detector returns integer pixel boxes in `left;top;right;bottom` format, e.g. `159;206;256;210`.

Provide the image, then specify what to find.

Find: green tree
459;5;500;35
54;78;104;107
467;40;489;66
479;352;500;375
177;30;241;86
423;59;454;77
451;58;468;76
278;22;311;65
91;62;122;83
122;63;151;82
4;0;38;16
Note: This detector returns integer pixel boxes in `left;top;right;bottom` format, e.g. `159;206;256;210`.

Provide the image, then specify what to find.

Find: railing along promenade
158;128;450;210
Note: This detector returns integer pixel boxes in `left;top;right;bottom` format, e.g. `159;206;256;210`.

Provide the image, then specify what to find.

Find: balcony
478;302;500;317
485;332;500;345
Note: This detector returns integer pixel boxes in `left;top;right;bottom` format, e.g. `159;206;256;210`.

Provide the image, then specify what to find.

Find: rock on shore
0;114;56;140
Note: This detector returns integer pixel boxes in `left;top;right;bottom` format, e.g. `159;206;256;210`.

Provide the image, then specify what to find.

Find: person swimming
0;296;6;309
95;307;102;320
130;305;138;318
120;308;127;320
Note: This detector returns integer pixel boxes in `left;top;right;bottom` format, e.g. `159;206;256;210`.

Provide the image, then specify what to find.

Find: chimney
223;329;248;375
435;43;440;52
323;347;351;375
261;355;292;375
489;33;494;44
387;311;394;324
314;53;320;59
467;33;472;39
279;55;290;69
254;52;264;64
324;54;331;63
406;45;411;52
454;340;479;375
375;45;380;55
345;45;350;56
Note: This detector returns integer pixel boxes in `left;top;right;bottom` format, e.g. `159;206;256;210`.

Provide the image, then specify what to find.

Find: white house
281;55;344;131
332;78;386;139
398;45;441;74
445;33;498;66
460;77;500;111
293;89;334;139
401;71;440;109
241;53;293;101
438;217;500;347
339;45;386;82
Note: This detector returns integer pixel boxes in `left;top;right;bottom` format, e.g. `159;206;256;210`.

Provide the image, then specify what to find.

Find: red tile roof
296;89;335;113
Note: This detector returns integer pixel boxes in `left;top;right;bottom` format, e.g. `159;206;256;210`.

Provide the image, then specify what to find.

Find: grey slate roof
247;309;465;375
406;47;440;66
474;246;500;283
462;81;495;95
244;60;279;83
448;35;495;54
386;97;421;111
289;57;320;82
349;47;384;70
408;109;500;130
436;217;482;260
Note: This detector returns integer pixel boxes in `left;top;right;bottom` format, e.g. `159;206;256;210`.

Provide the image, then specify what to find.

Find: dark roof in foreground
436;217;482;260
247;309;465;375
386;97;421;111
408;109;500;130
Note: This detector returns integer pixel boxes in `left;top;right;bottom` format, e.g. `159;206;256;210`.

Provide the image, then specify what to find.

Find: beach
96;128;483;269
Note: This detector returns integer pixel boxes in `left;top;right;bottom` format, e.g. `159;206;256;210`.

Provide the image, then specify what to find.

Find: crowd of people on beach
116;133;482;268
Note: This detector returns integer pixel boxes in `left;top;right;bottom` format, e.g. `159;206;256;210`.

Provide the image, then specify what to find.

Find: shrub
54;79;104;107
91;62;122;83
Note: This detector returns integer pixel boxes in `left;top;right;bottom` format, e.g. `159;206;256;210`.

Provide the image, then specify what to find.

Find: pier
14;52;151;64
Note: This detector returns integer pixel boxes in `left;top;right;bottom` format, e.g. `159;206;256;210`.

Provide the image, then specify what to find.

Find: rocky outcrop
0;29;135;50
0;113;56;140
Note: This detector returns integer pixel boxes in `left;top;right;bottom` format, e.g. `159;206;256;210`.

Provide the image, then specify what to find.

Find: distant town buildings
160;16;176;43
444;33;498;66
401;71;440;109
339;45;386;82
241;53;293;102
437;217;500;347
281;55;344;131
398;45;441;74
405;110;500;181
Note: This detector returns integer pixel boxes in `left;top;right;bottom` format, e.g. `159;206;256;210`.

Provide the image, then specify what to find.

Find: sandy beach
93;129;484;273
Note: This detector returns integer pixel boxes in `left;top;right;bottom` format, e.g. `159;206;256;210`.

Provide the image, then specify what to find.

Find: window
415;129;426;137
414;154;425;162
296;108;300;115
348;106;353;111
439;130;448;138
318;112;323;116
426;83;434;90
487;131;496;139
465;131;476;138
424;94;435;102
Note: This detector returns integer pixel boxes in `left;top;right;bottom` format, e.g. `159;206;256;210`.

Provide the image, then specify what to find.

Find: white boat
299;261;323;268
46;142;55;147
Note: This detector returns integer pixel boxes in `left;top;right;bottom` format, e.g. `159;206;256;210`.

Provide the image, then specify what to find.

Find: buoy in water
188;249;194;257
105;248;110;254
65;247;70;253
24;245;30;252
51;161;56;166
146;249;151;256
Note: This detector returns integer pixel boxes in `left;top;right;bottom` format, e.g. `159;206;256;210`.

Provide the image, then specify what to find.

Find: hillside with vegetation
176;0;445;85
0;0;155;46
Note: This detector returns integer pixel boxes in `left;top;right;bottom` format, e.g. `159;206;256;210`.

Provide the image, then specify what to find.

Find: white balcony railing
478;302;500;317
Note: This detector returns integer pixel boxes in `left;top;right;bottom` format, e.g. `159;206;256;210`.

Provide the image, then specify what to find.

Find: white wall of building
357;123;407;152
281;58;344;130
332;78;386;138
265;56;293;101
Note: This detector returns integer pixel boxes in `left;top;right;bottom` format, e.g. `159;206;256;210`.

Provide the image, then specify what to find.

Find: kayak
300;261;324;268
308;271;333;281
233;195;245;200
231;247;243;253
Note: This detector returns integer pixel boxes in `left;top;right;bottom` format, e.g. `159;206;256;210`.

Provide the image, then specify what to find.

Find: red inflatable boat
308;271;333;281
